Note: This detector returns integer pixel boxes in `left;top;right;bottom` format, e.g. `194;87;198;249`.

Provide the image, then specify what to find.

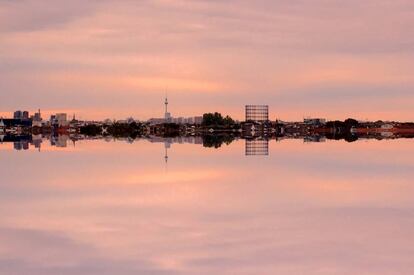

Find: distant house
148;118;166;125
304;118;326;125
50;113;68;127
381;124;394;130
194;116;203;125
1;119;32;128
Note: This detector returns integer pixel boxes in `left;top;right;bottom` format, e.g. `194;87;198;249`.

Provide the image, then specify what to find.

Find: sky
1;0;414;121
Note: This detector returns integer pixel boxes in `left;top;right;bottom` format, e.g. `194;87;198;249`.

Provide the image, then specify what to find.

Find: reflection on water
3;130;414;157
1;137;414;274
245;139;269;156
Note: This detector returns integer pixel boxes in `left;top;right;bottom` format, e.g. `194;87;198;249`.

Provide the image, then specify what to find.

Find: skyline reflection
2;132;414;159
1;137;414;274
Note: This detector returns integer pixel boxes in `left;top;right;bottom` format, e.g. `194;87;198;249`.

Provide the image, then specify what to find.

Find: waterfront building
50;113;68;127
54;113;68;127
186;117;194;124
103;119;113;125
13;110;30;120
32;109;43;127
148;118;165;125
173;117;185;124
1;118;32;128
33;109;42;121
245;105;269;122
0;120;4;134
13;111;22;119
149;116;199;125
194;116;203;125
304;118;326;125
70;114;79;125
126;117;136;124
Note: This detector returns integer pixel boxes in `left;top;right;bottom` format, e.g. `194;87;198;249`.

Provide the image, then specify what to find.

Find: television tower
164;93;171;122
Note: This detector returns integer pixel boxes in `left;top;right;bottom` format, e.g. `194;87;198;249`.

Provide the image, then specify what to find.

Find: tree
202;112;235;127
344;118;359;128
223;115;235;125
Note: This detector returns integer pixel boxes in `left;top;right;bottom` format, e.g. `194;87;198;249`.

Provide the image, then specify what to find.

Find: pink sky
2;138;414;274
1;0;414;121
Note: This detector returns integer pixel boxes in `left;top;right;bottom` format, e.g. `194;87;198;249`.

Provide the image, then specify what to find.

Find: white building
55;113;68;127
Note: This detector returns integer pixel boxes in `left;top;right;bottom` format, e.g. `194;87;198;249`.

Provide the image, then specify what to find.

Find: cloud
0;0;413;120
0;0;104;32
0;226;175;275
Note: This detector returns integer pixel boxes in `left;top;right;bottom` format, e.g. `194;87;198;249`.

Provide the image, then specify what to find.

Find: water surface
1;138;413;274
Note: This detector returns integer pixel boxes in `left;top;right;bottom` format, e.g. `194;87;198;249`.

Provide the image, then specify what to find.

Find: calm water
1;138;414;274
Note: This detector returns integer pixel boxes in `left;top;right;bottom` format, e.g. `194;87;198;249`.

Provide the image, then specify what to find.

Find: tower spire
164;91;171;122
165;93;168;115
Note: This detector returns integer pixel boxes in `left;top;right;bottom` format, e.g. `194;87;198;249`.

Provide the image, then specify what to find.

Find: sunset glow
1;0;413;120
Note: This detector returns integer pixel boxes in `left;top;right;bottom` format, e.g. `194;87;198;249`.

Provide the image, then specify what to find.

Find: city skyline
1;0;414;121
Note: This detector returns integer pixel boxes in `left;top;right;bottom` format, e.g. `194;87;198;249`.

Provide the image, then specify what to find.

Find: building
148;118;166;125
13;111;22;119
149;97;173;125
32;109;43;127
13;110;30;119
0;120;5;133
56;113;67;126
103;119;114;125
1;119;32;128
50;113;68;127
33;109;42;121
194;116;203;125
173;117;185;124
245;105;269;122
303;118;326;125
126;117;136;124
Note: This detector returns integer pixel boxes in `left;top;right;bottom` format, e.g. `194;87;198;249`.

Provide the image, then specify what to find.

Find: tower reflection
245;138;269;156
